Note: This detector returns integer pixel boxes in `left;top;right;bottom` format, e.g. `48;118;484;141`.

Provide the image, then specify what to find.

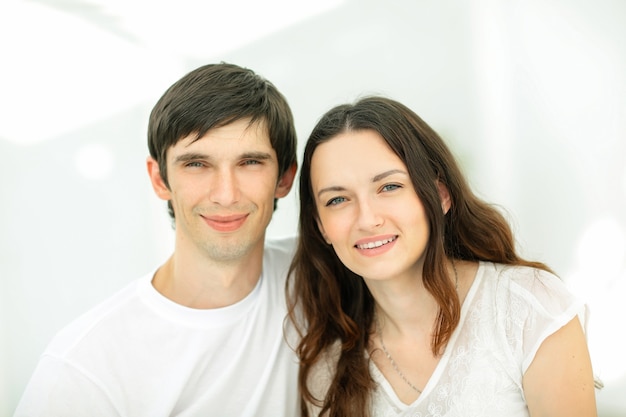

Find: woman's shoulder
305;340;341;416
309;340;341;385
480;261;560;290
479;261;582;319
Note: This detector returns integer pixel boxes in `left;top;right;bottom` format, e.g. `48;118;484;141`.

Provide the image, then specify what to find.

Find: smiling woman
287;96;600;417
311;129;433;282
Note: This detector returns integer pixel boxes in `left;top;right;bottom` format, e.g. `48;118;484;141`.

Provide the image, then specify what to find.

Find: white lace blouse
306;262;585;417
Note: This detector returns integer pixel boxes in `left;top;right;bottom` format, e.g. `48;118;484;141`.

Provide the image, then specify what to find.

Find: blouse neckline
368;261;486;409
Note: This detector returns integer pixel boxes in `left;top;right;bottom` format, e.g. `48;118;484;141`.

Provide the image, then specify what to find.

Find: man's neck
152;247;264;309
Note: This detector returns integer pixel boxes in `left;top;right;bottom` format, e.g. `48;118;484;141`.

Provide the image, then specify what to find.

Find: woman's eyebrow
316;169;408;198
371;169;407;182
317;185;346;198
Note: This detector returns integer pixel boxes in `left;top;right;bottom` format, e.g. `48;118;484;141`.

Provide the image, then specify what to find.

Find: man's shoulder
44;275;148;358
264;235;297;256
262;235;297;279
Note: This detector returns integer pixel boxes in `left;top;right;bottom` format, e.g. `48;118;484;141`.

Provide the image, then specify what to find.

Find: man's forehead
167;119;274;159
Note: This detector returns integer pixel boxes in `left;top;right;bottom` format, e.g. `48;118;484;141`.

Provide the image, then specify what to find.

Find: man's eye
325;196;346;206
185;161;204;168
242;159;262;166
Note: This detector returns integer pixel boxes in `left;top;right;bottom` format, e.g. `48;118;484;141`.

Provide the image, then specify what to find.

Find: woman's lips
354;235;398;256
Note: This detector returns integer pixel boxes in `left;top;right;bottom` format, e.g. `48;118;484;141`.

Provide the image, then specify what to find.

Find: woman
287;96;599;417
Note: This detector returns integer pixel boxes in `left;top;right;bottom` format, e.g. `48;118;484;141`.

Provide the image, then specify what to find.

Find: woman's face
310;129;431;282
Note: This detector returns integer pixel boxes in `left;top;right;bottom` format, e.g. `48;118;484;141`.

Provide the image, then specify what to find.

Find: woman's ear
316;217;332;245
437;181;452;215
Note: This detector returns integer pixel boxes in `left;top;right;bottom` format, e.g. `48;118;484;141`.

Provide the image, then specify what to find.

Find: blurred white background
1;0;624;415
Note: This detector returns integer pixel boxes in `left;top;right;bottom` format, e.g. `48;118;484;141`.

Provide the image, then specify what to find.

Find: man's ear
147;157;171;201
275;163;298;198
437;180;452;214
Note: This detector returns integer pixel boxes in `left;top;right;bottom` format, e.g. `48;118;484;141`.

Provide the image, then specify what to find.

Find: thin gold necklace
375;260;459;395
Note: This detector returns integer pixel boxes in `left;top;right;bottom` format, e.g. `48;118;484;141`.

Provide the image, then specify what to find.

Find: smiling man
15;63;299;417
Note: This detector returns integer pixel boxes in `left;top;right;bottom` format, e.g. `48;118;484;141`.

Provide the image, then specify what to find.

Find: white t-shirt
308;261;586;417
14;237;299;417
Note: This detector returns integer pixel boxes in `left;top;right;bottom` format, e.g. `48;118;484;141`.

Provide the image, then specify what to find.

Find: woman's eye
326;196;346;206
381;183;401;192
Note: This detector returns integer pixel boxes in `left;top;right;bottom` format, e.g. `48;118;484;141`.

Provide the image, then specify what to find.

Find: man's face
148;118;294;263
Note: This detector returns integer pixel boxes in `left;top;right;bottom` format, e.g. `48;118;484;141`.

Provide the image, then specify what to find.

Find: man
14;63;299;416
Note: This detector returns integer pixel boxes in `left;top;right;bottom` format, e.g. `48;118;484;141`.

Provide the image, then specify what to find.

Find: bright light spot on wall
576;218;625;274
0;3;184;146
0;0;344;146
97;0;345;59
568;217;626;383
74;143;115;180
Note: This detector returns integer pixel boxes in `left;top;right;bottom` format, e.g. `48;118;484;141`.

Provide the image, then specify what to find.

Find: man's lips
202;214;249;232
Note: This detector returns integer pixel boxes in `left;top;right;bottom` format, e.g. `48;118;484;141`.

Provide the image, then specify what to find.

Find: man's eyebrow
173;152;207;164
240;151;273;160
173;151;274;164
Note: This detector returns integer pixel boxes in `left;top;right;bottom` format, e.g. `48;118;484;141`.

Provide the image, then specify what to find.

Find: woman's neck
364;260;461;339
367;277;438;340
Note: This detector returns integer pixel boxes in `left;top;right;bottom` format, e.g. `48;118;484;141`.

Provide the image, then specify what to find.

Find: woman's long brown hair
287;96;551;417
